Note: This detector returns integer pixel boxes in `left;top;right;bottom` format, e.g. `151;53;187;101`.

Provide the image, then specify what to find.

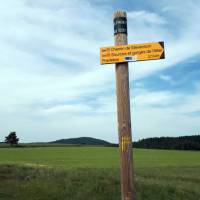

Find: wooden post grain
114;11;135;200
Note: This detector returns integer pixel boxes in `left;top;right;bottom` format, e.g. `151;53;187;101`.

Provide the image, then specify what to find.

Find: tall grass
0;165;199;200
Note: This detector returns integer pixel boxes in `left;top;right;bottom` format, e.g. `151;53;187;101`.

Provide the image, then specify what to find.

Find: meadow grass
0;147;199;169
0;147;199;200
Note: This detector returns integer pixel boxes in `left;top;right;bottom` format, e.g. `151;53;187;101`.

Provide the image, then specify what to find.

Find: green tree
5;132;19;146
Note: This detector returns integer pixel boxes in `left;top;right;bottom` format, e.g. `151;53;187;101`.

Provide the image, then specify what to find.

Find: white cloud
133;91;175;107
128;10;167;25
160;75;172;82
132;82;200;140
40;104;92;115
0;0;200;142
133;106;200;140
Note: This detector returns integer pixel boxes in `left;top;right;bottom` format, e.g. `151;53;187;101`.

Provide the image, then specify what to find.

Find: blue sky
0;0;200;143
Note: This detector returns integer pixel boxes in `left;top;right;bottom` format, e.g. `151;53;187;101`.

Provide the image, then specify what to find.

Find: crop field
0;147;200;200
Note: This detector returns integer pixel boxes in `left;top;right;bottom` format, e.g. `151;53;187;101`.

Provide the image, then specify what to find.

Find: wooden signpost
100;11;165;200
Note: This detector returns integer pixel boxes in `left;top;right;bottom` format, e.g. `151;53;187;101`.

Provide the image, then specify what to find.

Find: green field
0;147;200;200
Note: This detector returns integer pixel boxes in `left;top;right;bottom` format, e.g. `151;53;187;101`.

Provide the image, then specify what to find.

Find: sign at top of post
100;41;165;65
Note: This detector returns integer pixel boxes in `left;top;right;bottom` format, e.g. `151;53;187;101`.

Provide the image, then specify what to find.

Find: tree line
133;135;200;150
1;132;200;150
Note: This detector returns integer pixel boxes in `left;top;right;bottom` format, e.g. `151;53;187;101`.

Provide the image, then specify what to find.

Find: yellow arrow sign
100;41;165;65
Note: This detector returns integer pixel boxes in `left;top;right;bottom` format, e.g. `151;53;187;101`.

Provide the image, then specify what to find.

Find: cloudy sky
0;0;200;143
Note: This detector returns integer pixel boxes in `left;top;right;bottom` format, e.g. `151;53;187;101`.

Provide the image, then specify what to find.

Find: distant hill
50;135;200;150
133;135;200;150
50;137;112;146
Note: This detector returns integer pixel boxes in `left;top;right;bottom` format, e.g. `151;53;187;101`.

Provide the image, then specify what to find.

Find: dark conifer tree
5;132;19;146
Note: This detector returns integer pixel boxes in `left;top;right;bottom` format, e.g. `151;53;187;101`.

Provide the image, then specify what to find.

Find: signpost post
100;10;165;200
113;11;134;200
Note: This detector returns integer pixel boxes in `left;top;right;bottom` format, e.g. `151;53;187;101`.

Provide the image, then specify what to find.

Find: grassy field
0;147;199;168
0;147;200;200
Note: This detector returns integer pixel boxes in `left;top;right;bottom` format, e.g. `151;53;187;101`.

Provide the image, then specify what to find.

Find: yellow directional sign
100;41;165;65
